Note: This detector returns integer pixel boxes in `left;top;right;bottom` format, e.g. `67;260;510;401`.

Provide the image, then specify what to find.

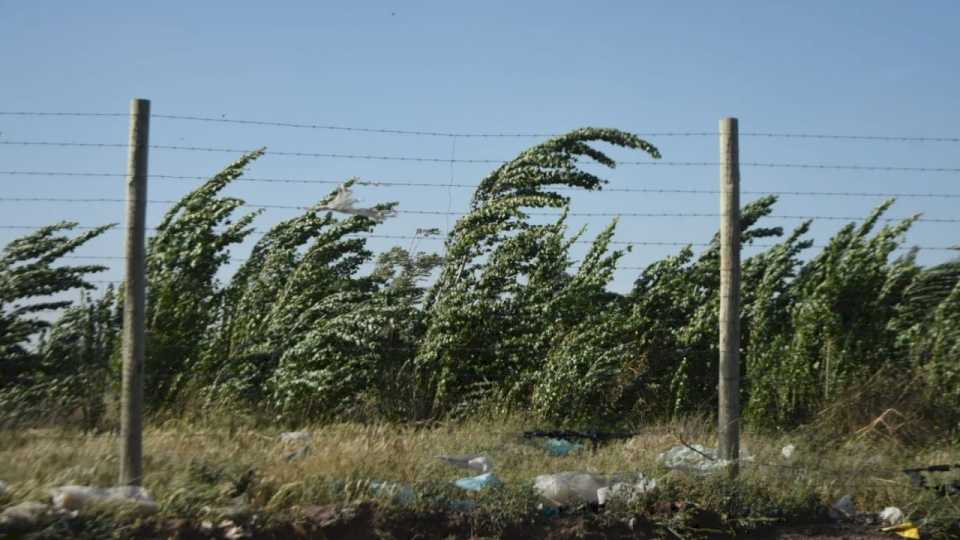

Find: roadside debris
781;443;797;461
278;431;311;444
657;444;753;474
50;485;158;514
202;501;252;522
453;472;501;492
368;480;416;506
279;431;312;461
533;471;657;508
523;430;638;451
543;438;585;456
219;519;251;539
828;494;855;521
879;506;904;526
437;454;493;473
881;522;921;539
437;454;500;492
596;476;658;506
319;183;397;223
535;472;608;507
0;501;53;531
284;445;311;462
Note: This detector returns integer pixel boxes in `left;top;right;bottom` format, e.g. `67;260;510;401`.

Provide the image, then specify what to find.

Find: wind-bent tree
0;222;113;424
145;150;264;407
415;128;661;419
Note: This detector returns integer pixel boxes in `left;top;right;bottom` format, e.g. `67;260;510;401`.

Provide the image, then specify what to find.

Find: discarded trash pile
0;433;952;538
522;430;638;453
0;485;158;533
437;453;501;495
657;443;753;474
829;495;919;539
534;471;658;508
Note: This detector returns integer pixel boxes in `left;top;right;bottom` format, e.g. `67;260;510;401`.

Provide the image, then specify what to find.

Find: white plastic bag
50;485;157;514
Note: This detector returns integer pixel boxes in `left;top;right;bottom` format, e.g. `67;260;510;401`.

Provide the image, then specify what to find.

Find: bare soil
7;504;904;539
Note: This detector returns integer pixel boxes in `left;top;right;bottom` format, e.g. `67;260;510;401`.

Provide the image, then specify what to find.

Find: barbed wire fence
3;105;960;496
2;107;958;309
2;112;959;281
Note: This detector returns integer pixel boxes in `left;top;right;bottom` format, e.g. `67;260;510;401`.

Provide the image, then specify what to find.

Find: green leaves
6;127;959;434
415;128;660;418
0;222;114;426
145;150;265;406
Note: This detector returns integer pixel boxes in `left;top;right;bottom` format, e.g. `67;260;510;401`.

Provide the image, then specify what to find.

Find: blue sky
2;1;958;293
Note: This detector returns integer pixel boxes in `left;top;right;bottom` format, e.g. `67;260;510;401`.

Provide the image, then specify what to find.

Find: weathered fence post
718;117;741;477
120;98;149;486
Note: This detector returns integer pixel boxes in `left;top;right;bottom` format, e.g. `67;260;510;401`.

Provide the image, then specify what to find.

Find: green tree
416;128;660;418
0;222;113;425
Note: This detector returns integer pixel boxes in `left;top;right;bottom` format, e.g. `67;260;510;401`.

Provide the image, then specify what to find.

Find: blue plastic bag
453;472;501;492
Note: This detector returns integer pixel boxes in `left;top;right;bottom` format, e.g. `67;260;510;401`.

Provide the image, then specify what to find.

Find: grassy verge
1;415;958;539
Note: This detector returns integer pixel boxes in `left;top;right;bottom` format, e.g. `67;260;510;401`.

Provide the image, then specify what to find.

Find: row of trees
1;128;958;432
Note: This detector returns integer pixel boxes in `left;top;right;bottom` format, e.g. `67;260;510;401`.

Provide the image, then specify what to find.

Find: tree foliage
2;128;958;434
0;222;113;425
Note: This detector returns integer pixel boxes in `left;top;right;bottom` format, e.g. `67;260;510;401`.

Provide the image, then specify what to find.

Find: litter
437;454;493;473
781;444;796;461
319;184;397;223
596;476;658;506
50;485;158;514
535;472;607;507
879;506;904;526
285;445;311;462
0;480;7;497
657;444;753;474
828;494;855;521
0;501;52;531
279;432;311;461
368;480;416;505
881;522;921;539
543;438;585;457
537;503;561;517
278;431;311;444
523;430;639;451
533;471;656;508
453;472;500;492
220;519;251;540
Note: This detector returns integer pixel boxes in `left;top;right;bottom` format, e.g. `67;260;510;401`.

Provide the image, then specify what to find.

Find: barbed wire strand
0;197;955;224
4;140;960;172
3;111;959;142
3;170;960;199
3;225;954;252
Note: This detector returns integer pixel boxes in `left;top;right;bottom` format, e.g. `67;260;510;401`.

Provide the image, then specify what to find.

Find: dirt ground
9;503;908;540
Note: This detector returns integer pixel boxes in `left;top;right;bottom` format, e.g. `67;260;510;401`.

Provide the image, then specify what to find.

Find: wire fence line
5;140;960;172
2;115;958;290
0;224;705;247
3;170;960;199
3;226;955;254
0;197;957;224
3;110;960;142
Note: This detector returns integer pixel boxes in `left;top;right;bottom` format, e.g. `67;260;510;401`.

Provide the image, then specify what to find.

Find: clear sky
2;1;958;294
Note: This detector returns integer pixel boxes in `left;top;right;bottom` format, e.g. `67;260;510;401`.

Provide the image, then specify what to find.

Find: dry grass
1;414;958;536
